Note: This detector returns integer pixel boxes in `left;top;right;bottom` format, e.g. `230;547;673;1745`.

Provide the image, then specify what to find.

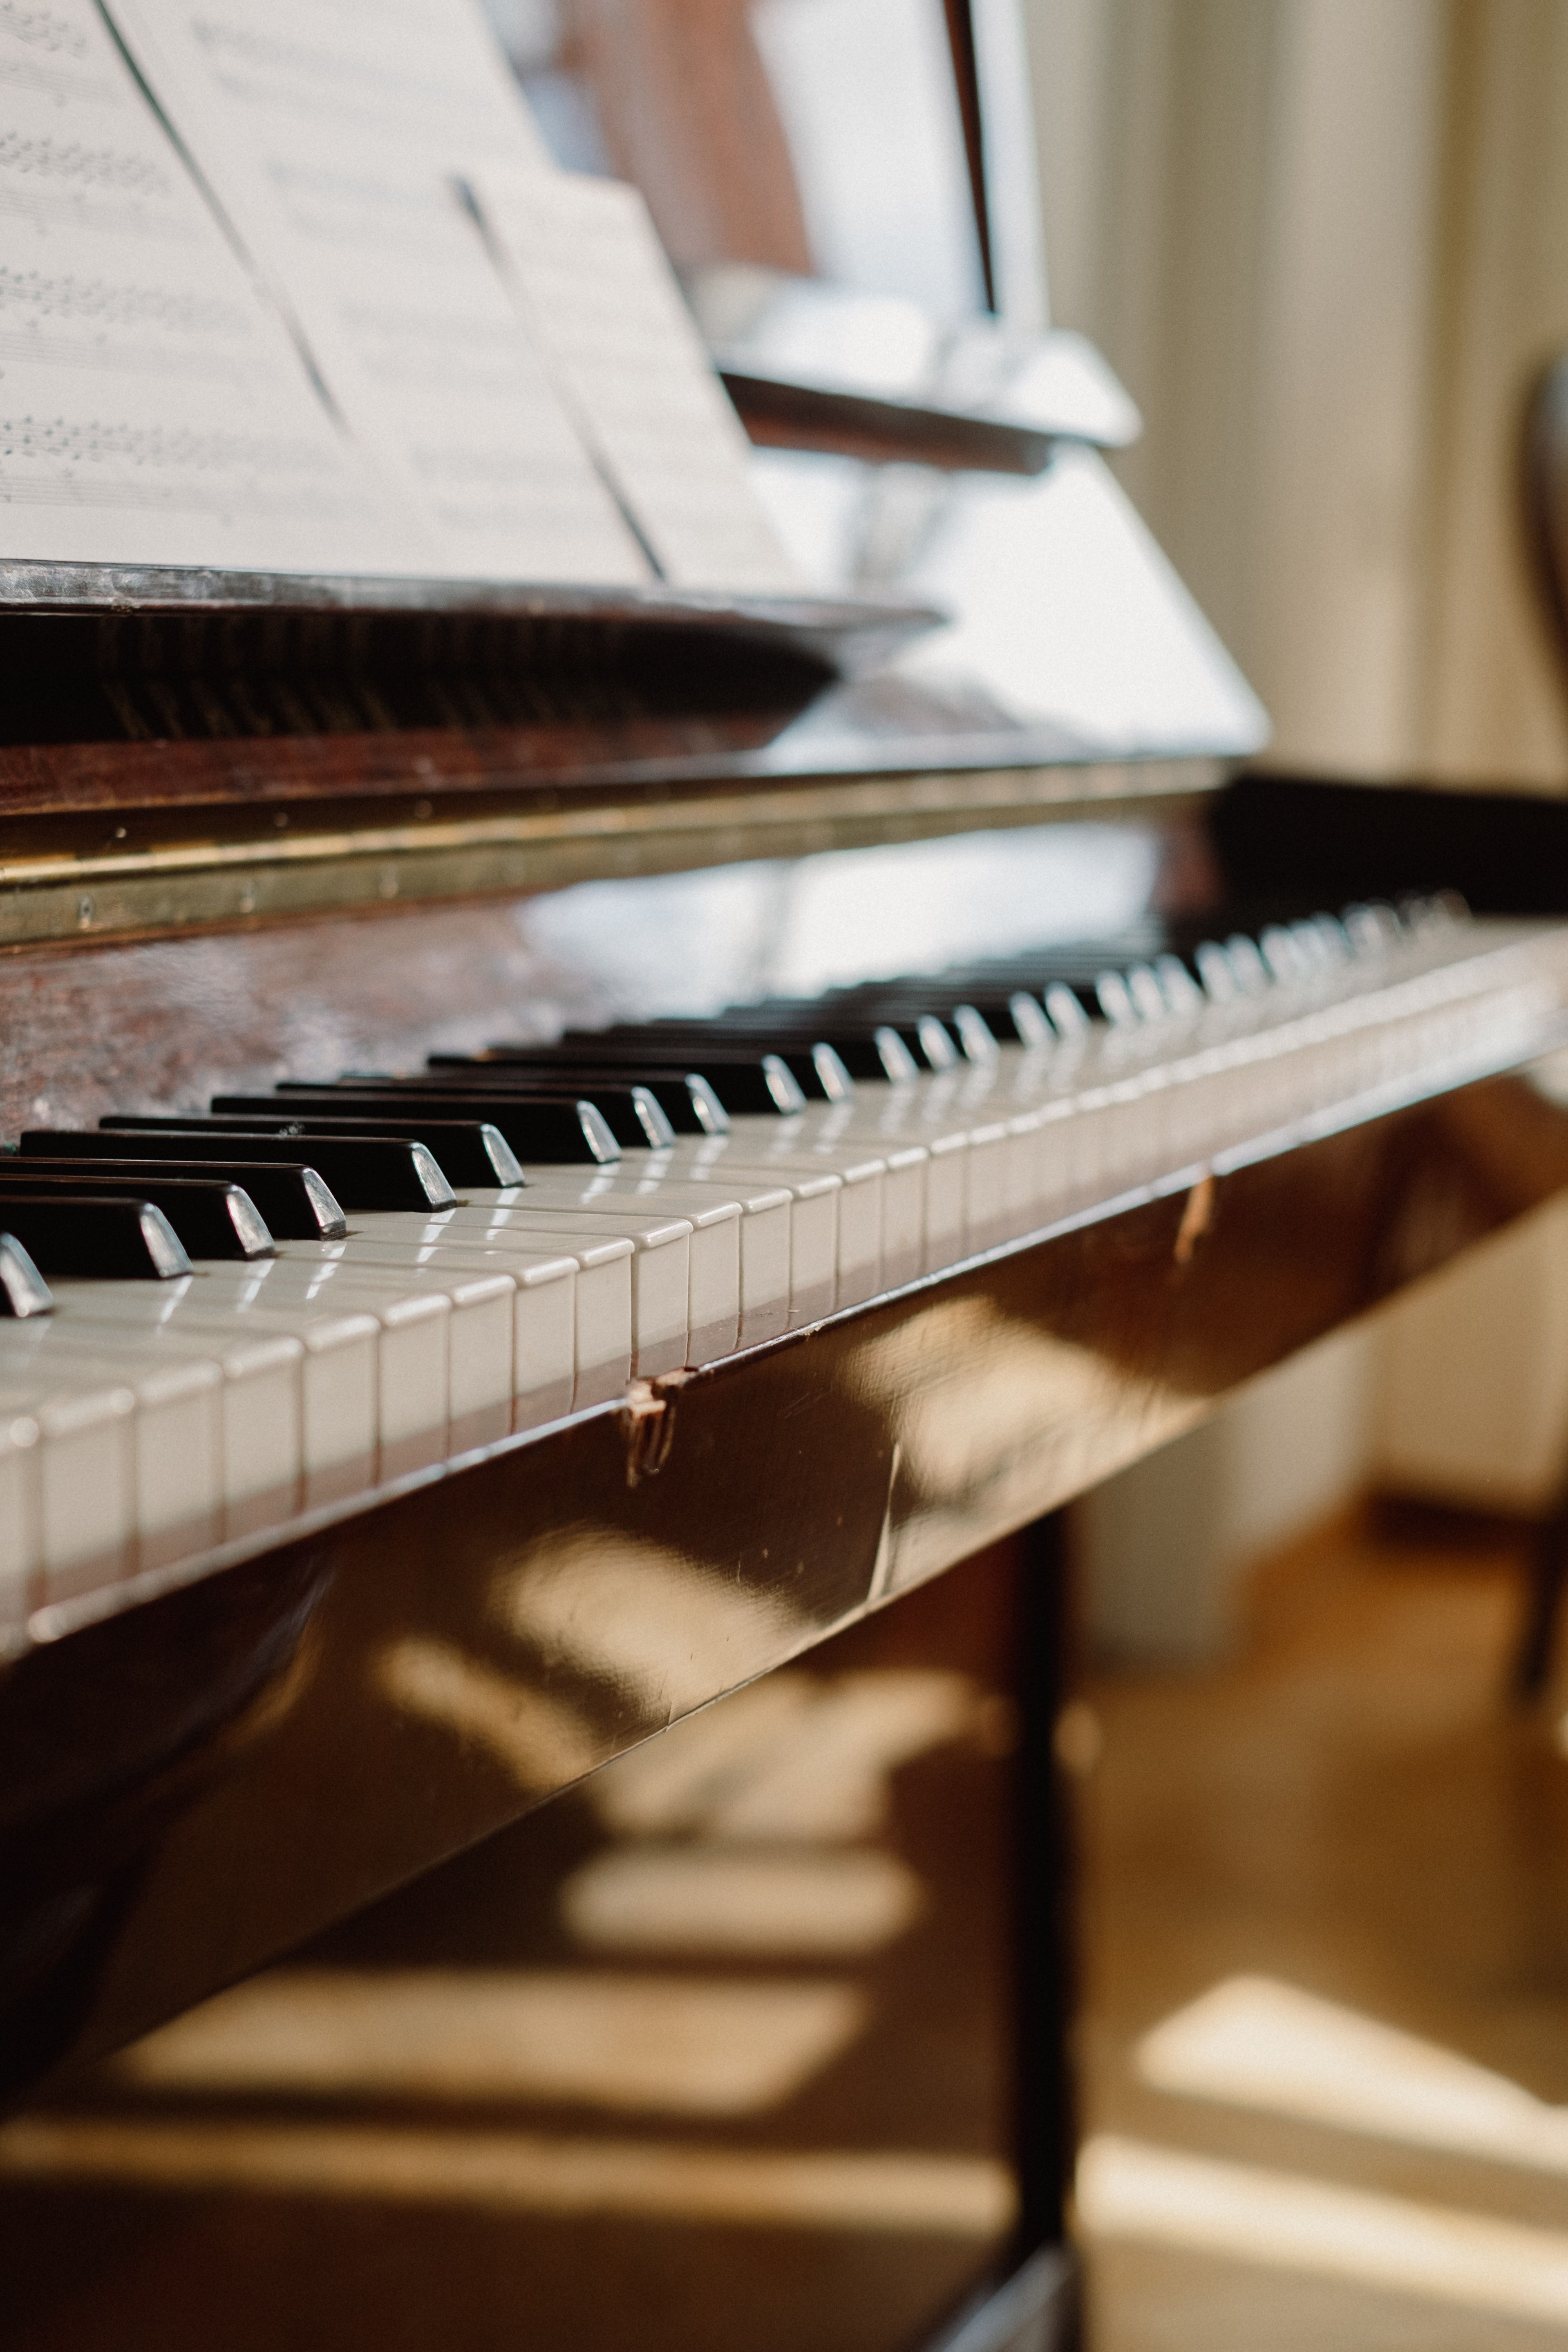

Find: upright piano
5;5;1568;2349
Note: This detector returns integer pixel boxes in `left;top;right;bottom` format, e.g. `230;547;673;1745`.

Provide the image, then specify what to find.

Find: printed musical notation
107;0;650;585
473;169;799;593
0;0;416;571
0;0;796;591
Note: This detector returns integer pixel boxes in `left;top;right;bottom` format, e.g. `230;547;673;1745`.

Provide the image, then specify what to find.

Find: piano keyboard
3;898;1566;1643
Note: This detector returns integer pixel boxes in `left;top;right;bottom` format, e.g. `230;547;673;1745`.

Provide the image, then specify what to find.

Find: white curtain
1029;0;1568;788
1028;3;1568;1639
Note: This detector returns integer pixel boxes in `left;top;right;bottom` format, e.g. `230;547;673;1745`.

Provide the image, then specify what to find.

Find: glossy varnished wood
0;806;1213;1136
3;1074;1566;2100
0;900;589;1140
0;567;931;752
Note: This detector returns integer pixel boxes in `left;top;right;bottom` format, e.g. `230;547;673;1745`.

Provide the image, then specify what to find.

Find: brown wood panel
0;714;803;819
0;901;618;1140
0;810;1199;1135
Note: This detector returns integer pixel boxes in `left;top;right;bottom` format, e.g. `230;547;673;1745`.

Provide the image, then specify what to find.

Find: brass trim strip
0;757;1219;948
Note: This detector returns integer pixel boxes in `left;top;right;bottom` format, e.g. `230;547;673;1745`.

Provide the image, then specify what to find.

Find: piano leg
923;1512;1082;2352
1014;1512;1082;2349
1513;1489;1568;1702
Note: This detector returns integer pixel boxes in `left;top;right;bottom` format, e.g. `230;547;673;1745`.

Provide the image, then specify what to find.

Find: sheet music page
0;0;418;573
470;170;800;594
107;0;650;586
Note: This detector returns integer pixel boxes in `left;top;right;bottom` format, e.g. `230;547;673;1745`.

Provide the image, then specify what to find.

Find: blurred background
1037;0;1568;1661
483;0;1568;1666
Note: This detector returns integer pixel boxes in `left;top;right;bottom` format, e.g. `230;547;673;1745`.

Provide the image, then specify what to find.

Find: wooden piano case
2;573;1568;2352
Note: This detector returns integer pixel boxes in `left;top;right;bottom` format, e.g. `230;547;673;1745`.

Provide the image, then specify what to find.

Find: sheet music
471;170;799;594
0;0;417;573
107;0;651;585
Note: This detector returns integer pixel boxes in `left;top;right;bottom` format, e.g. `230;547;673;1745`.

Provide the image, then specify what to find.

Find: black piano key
272;1079;660;1155
1154;953;1205;1012
1225;935;1273;993
0;1169;272;1260
208;1101;524;1185
789;1043;855;1100
14;1154;346;1240
0;1197;191;1280
32;1127;454;1213
732;1012;955;1074
849;1016;957;1072
682;1041;851;1101
658;1055;804;1116
1043;983;1092;1039
868;1018;956;1071
803;1030;919;1083
835;1032;921;1083
543;1042;807;1116
897;990;1049;1047
734;997;998;1065
554;1084;673;1149
472;1039;794;1119
1121;965;1169;1021
0;1234;53;1318
429;1059;728;1136
239;1091;620;1166
1003;992;1055;1047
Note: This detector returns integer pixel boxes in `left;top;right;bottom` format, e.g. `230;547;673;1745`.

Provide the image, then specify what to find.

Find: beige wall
1031;0;1568;787
1027;0;1568;1652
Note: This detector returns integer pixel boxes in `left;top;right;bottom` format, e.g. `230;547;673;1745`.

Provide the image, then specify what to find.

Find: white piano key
462;1198;705;1370
662;1138;883;1307
0;1408;39;1633
261;1250;475;1465
212;1262;447;1481
16;1292;305;1538
185;1260;435;1420
869;1144;927;1288
919;1128;970;1270
781;1090;944;1283
960;1115;1011;1250
65;1255;451;1481
948;1063;1040;1239
363;1237;581;1425
0;1327;224;1569
406;1269;513;1450
776;1080;1008;1267
318;1224;632;1407
50;1278;377;1507
243;1244;572;1442
614;1146;841;1325
897;1058;1057;1242
0;1372;134;1606
566;1171;790;1344
499;1250;579;1427
488;1211;691;1373
349;1206;680;1379
505;1180;750;1361
614;1172;790;1341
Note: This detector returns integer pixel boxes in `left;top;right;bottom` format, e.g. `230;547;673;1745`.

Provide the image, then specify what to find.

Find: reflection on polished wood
0;744;1212;952
4;1071;1567;2100
0;793;1190;1169
0;1559;1022;2352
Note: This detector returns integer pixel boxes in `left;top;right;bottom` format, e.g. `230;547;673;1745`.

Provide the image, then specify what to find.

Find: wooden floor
1076;1506;1568;2350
